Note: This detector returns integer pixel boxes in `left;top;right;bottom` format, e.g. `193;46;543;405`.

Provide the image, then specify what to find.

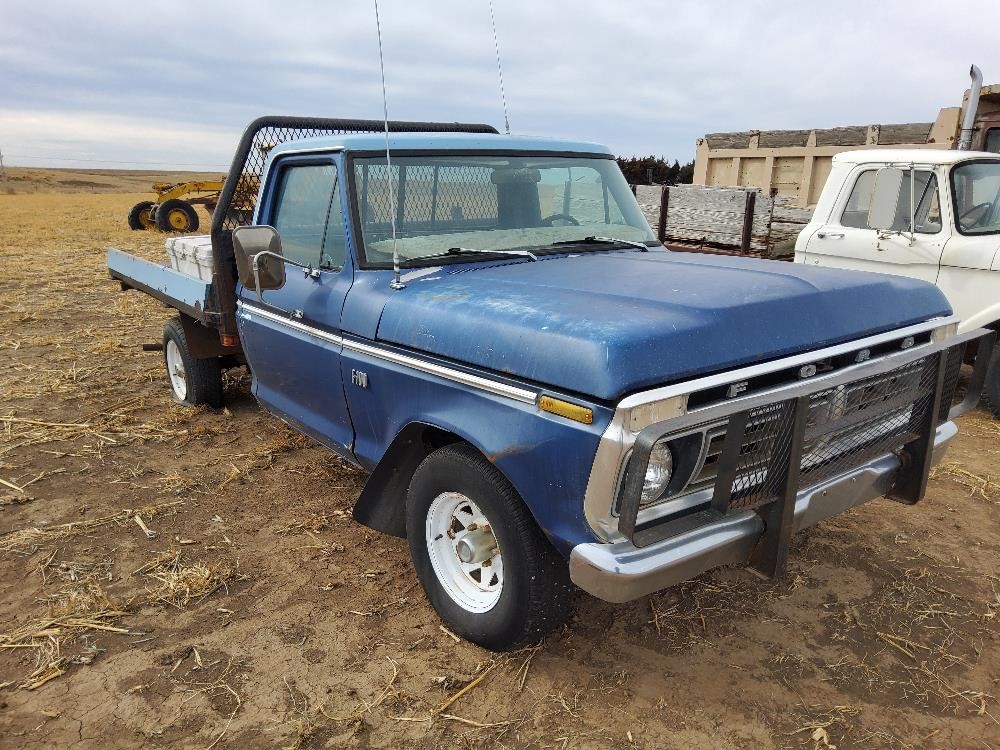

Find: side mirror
868;167;904;231
233;225;286;293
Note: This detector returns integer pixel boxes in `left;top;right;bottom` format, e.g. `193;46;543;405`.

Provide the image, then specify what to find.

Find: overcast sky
2;0;996;170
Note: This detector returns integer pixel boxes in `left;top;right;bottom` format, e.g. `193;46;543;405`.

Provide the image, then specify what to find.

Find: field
0;169;998;749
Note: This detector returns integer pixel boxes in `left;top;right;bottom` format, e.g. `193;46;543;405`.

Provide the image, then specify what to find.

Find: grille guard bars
615;327;995;577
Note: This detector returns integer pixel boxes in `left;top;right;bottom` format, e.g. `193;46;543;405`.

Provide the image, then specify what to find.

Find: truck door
804;167;945;284
236;155;356;457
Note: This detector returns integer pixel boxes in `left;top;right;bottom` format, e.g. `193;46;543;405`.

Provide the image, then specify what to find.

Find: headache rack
202;116;499;337
616;327;996;576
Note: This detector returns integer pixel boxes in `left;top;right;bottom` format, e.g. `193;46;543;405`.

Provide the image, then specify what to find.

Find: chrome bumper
569;421;958;603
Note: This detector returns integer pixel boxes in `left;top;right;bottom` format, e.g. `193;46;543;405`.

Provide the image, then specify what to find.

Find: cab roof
268;131;613;158
833;148;1000;166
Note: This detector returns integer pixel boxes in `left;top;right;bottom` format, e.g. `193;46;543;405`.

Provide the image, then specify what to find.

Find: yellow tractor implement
128;180;224;233
128;178;260;233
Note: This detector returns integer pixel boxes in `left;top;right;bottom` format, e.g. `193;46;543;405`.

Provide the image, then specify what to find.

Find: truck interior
350;154;653;264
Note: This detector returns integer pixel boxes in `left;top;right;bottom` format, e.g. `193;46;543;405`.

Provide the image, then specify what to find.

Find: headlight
640;439;674;505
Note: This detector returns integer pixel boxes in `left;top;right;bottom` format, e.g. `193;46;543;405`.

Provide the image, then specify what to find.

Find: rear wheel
128;200;155;230
156;199;200;233
163;317;223;407
405;443;573;651
982;345;1000;419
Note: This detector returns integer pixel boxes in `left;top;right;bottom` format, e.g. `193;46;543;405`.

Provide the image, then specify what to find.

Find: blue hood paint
375;250;951;401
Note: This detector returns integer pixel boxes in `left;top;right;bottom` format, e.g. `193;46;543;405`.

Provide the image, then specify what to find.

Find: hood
375;250;951;401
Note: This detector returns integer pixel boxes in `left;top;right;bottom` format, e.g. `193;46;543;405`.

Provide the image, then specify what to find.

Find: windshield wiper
546;235;651;252
400;246;538;265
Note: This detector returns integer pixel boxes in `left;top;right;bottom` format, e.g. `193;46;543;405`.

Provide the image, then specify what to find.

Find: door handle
816;231;845;240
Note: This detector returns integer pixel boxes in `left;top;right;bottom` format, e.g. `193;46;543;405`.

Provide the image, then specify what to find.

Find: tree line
616;156;694;185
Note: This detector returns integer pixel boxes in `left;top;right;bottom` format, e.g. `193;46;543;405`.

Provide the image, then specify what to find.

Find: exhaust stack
957;64;983;151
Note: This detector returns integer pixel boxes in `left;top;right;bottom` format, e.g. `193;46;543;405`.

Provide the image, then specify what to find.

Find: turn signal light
538;395;594;424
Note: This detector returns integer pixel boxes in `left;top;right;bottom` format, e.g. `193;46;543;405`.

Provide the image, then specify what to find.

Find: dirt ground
0;171;998;749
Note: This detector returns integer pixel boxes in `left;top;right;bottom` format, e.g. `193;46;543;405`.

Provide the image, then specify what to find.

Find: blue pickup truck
109;117;994;650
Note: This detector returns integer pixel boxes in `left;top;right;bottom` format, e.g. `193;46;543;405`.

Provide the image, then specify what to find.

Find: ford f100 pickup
108;117;995;650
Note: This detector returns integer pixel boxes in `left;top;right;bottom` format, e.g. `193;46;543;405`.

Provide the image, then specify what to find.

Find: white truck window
840;170;876;228
840;169;941;234
952;161;1000;235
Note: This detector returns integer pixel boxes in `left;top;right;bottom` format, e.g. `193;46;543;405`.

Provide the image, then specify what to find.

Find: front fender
341;345;612;556
959;303;1000;334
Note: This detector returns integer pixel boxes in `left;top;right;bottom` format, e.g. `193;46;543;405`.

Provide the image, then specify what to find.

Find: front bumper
569;421;957;603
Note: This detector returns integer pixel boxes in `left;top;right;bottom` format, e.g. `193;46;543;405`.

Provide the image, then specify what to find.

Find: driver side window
272;163;340;268
839;168;941;234
840;170;876;229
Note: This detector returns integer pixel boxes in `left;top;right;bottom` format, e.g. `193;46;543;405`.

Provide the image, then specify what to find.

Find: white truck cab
796;149;1000;414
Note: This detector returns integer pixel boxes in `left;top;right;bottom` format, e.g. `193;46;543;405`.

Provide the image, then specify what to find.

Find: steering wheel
539;213;580;227
959;201;992;228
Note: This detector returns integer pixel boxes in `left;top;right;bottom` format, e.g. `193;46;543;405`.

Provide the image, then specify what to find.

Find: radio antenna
373;0;404;290
488;0;511;135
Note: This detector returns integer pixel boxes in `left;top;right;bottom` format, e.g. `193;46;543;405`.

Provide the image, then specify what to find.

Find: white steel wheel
425;491;503;613
406;444;573;651
165;338;188;401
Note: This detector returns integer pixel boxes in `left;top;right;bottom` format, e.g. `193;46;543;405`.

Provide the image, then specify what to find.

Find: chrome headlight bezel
630;427;718;511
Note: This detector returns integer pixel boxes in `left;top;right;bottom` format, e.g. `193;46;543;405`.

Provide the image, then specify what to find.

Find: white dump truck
795;147;1000;415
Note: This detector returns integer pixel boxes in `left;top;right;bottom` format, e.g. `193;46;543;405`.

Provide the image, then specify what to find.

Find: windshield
350;154;657;265
951;160;1000;235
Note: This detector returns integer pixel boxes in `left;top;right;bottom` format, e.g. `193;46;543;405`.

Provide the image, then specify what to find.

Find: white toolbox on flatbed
165;235;214;282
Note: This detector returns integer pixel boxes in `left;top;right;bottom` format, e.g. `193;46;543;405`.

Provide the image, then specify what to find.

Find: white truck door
935;159;1000;330
804;167;945;283
804;168;881;273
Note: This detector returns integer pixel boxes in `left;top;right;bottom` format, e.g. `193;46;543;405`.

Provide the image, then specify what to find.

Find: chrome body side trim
570;421;957;603
237;302;344;346
342;337;537;404
582;316;960;541
236;301;537;404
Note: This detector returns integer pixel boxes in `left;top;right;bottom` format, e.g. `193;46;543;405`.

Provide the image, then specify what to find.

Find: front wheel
406;444;573;651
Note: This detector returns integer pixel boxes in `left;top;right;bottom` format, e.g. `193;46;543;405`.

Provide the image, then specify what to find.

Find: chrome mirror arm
251;250;287;304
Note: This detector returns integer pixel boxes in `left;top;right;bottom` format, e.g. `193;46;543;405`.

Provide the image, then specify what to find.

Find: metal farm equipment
128;180;222;233
128;177;262;233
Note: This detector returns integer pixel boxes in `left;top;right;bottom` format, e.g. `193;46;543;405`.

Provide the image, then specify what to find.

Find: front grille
704;353;949;512
797;357;935;489
620;333;992;552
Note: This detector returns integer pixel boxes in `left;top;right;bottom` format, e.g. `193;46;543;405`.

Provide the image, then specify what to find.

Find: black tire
128;200;155;230
162;317;223;408
156;199;200;233
405;443;573;651
982;345;1000;419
